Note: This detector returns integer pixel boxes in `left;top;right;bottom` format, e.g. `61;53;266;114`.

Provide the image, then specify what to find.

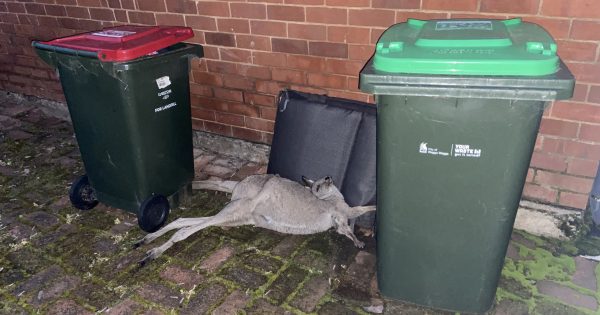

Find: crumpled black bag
267;90;376;207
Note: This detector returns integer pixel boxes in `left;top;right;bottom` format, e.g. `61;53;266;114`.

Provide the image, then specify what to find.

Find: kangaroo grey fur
135;174;375;266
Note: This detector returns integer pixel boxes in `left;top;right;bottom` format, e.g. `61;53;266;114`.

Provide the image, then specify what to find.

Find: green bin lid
374;18;559;76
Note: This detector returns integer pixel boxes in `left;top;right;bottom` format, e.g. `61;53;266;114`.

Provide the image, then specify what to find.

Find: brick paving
1;99;600;314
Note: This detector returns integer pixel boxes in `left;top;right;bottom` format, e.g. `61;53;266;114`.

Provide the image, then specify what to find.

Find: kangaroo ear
301;176;314;187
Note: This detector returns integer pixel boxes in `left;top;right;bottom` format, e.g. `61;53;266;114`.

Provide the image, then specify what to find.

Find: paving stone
533;298;588;315
271;235;305;257
492;299;529;315
22;211;60;230
335;251;377;301
110;222;135;235
290;275;330;312
137;283;183;309
181;283;228;315
30;275;80;307
31;224;77;247
106;298;145;315
241;252;283;273
0;165;18;177
266;265;307;303
159;265;204;290
93;237;119;255
383;299;453;315
199;244;235;272
317;301;358;315
13;265;63;296
221;266;267;290
7;130;33;140
0;115;22;131
498;277;532;300
1;103;33;116
194;154;216;172
537;280;598;311
46;299;92;315
505;242;520;260
72;282;121;310
202;164;235;179
7;223;36;241
212;290;251;315
511;232;536;249
245;299;292;315
572;256;598;291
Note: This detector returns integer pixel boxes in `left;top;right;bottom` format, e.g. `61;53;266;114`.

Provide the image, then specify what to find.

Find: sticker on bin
91;30;136;38
435;21;493;31
156;76;171;89
155;102;177;113
418;142;482;158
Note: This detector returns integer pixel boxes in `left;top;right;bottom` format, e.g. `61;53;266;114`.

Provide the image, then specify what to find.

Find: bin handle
32;41;98;59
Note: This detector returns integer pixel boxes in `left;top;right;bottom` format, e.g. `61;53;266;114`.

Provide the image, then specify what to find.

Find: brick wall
1;0;599;209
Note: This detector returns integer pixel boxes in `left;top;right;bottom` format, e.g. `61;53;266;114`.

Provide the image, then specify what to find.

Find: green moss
512;245;575;282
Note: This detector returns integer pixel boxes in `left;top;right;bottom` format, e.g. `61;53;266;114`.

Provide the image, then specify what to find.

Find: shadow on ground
1;100;600;314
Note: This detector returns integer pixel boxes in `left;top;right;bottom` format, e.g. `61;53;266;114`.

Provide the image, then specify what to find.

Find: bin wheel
138;195;170;233
69;175;99;210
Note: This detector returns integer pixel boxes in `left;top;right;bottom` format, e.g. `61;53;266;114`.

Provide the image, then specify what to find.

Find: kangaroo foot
138;248;160;267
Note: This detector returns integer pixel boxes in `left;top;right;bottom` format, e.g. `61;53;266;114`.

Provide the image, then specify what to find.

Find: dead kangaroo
135;174;375;265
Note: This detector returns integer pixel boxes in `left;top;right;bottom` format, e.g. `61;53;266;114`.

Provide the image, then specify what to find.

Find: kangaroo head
301;176;344;201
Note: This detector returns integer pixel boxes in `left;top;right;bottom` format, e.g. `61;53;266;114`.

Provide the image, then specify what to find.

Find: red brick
563;140;600;159
214;88;243;102
552;101;600;124
272;68;305;84
114;9;128;22
539;118;580;138
347;76;360;91
218;19;250;34
191;107;216;121
568;63;600;84
136;0;166;12
349;9;395;28
326;0;369;6
522;183;558;203
570;20;600;41
286;54;325;72
526;168;535;182
245;117;274;132
205;32;236;47
127;11;156;25
327;26;371;44
306;7;347;25
237;64;271;80
308;73;347;89
568;158;599;177
56;0;77;4
542;0;600;19
232;126;264;143
288;23;326;41
236;34;271;51
244;92;275;107
44;5;67;16
571;83;589;103
556;40;598;62
203;46;220;59
193;71;223;86
216;112;245;127
285;0;322;4
536;170;594;193
37;16;59;27
481;0;539;14
559;192;589;209
66;6;90;19
348;44;374;61
121;0;135;10
231;3;266;19
222;74;255;90
186;15;216;31
260;107;277;120
197;1;229;17
256;80;288;95
309;41;347;58
423;0;478;11
253;51;287;67
228;103;260;117
541;137;565;154
325;59;363;76
165;0;197;14
220;48;252;63
272;38;308;55
522;17;570;40
530;152;568;172
6;2;25;13
327;90;370;102
25;3;45;15
579;124;600;142
396;11;448;23
155;13;184;26
189;83;213;97
267;5;304;22
588;86;600;104
89;8;115;21
372;0;420;9
371;28;386;44
250;20;286;37
205;121;233;137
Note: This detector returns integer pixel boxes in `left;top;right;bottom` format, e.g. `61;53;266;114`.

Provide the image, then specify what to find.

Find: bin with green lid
360;18;574;313
33;25;203;233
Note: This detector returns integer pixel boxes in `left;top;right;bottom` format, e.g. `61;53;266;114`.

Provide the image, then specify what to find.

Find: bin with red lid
33;25;203;232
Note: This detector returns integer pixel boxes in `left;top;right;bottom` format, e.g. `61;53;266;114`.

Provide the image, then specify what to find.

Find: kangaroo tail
192;180;238;193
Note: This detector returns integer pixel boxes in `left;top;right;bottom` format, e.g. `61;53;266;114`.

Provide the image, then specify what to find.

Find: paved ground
1;99;600;314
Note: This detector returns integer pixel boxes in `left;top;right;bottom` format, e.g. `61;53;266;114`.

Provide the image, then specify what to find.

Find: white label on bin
155;102;177;113
418;142;450;156
452;144;482;158
158;89;172;100
91;30;136;38
156;76;171;89
435;21;493;31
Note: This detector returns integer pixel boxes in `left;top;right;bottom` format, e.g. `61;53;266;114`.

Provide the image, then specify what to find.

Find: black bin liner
268;90;376;207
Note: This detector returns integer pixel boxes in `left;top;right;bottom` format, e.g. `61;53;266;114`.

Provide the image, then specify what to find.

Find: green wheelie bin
34;26;203;232
360;18;574;313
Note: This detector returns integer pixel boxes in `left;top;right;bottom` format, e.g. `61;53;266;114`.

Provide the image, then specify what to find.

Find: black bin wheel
69;175;99;210
138;194;170;233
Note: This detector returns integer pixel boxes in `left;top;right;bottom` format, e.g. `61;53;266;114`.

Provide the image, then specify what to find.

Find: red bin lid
39;25;194;62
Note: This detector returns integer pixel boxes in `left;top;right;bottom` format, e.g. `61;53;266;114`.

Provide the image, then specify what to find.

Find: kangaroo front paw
354;240;365;248
138;249;158;267
132;238;146;249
